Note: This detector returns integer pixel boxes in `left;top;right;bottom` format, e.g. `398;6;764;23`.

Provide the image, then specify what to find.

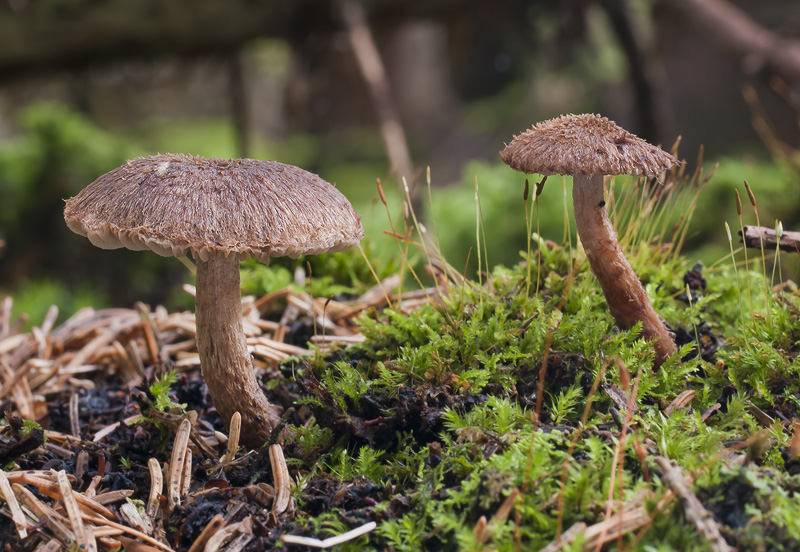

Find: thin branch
740;225;800;254
654;457;734;552
667;0;800;82
339;0;415;194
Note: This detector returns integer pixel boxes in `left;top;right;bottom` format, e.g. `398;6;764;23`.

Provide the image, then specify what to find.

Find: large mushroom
501;113;679;366
64;153;364;447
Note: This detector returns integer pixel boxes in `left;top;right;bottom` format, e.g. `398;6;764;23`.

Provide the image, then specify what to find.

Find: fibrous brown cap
501;113;679;176
64;153;364;263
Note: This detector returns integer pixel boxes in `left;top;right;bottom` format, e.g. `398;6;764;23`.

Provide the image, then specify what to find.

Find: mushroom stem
572;174;677;366
195;255;280;448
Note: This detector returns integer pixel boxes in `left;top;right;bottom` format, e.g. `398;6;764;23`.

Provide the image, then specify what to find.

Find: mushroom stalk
572;174;677;366
195;255;280;448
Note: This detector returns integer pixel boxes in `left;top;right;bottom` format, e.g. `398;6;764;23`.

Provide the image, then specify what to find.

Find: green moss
277;161;800;551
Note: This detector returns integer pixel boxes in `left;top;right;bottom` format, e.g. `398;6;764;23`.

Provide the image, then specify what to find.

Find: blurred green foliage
0;103;137;322
0;102;135;217
0;102;193;324
688;157;800;258
3;102;800;332
429;161;574;275
429;153;800;285
240;243;401;299
6;278;97;330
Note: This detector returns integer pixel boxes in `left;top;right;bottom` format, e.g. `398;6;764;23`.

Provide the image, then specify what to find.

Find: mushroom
501;113;679;366
64;153;364;447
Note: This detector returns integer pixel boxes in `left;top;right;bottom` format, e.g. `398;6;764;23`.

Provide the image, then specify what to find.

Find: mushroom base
195;256;281;448
572;174;677;366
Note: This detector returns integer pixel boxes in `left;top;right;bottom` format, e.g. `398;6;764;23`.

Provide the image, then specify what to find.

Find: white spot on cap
155;162;170;177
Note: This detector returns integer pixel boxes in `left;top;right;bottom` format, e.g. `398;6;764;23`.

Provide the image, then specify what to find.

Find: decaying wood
0;355;35;418
740;225;800;253
92;414;143;443
243;484;275;508
75;450;89;482
654;457;734;552
115;535;162;552
582;502;652;550
84;475;101;499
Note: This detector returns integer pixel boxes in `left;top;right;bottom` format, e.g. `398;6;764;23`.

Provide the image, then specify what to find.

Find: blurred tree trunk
0;1;303;78
598;0;670;144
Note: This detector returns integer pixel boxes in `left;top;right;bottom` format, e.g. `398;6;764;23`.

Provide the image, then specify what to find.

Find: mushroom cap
501;113;679;176
64;153;365;263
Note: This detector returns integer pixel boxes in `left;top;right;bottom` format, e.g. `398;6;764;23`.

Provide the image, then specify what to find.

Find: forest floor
2;171;800;551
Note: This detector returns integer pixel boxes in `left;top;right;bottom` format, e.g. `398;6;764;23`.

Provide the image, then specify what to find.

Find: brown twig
339;0;415;197
654;457;733;552
740;225;800;254
667;0;800;82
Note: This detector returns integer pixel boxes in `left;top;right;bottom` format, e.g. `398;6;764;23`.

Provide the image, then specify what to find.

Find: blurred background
2;0;800;324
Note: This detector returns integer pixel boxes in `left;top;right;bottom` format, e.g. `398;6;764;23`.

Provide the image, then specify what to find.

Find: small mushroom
501;114;679;366
64;154;364;447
